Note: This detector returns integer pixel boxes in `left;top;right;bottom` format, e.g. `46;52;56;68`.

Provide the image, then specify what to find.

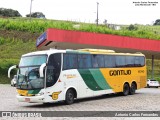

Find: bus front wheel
122;83;130;96
65;89;74;105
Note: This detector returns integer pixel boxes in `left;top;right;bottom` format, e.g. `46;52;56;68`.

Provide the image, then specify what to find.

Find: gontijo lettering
109;70;131;76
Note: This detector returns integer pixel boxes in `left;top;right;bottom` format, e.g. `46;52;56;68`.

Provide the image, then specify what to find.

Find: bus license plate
25;98;30;102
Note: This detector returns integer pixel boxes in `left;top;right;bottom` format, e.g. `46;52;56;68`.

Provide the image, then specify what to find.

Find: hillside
0;17;160;84
0;34;37;84
0;17;160;40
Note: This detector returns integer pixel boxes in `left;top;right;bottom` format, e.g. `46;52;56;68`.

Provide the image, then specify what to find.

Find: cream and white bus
8;49;146;104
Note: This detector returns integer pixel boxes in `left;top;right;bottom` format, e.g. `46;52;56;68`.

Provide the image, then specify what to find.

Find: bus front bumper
16;95;45;103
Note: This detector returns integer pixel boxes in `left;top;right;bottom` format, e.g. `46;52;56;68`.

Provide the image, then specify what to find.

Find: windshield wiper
28;81;34;89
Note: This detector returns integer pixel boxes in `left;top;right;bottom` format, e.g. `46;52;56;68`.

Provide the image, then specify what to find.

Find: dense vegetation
0;18;160;40
154;19;160;25
147;60;160;81
0;8;21;17
0;19;39;84
0;37;36;83
26;12;45;19
0;17;160;84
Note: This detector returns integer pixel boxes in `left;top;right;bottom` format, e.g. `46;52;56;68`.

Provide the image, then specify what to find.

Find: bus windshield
17;55;47;90
19;55;47;67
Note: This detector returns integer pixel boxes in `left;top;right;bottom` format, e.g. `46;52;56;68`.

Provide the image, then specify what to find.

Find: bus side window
78;54;92;69
63;53;78;70
92;54;104;68
104;55;116;68
63;54;69;70
135;56;145;67
126;56;135;67
115;56;126;67
139;57;145;66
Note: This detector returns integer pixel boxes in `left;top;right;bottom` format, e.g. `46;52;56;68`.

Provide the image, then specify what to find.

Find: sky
0;0;160;25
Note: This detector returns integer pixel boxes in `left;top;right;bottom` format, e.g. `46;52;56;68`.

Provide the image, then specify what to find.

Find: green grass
0;37;36;59
0;17;160;40
0;37;36;84
146;59;160;81
0;59;19;84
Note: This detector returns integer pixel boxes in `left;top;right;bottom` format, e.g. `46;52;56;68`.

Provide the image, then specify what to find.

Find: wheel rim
68;92;73;101
131;84;135;93
66;91;74;104
124;84;129;95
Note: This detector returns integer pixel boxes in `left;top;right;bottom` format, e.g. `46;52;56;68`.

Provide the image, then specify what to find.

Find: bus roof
22;48;145;57
22;49;65;57
67;49;145;56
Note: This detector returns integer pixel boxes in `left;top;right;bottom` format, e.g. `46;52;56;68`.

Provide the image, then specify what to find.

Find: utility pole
30;0;33;21
96;2;99;26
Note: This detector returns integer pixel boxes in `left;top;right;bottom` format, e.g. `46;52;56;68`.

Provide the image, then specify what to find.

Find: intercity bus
8;49;147;104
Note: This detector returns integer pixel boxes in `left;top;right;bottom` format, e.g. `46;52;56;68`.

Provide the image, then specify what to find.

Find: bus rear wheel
65;89;74;105
130;83;136;95
122;83;130;96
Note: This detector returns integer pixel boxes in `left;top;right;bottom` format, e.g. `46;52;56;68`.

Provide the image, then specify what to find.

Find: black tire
130;83;136;95
122;83;130;96
43;102;51;105
65;89;74;105
147;84;150;88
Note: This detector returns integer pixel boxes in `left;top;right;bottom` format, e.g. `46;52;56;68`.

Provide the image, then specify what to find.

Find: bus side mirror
39;63;46;78
8;65;18;78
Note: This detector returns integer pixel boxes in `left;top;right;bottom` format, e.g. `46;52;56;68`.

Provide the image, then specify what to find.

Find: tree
0;8;21;17
153;19;160;25
26;12;45;19
127;24;138;31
